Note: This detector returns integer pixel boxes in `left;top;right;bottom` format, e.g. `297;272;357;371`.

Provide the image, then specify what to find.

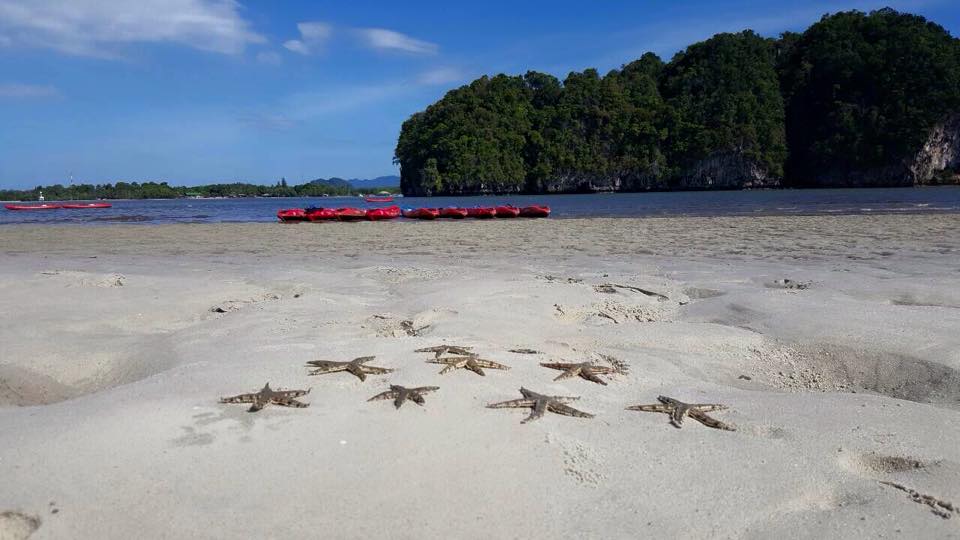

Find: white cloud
0;83;60;98
417;67;465;85
356;28;438;55
283;21;331;55
0;0;265;57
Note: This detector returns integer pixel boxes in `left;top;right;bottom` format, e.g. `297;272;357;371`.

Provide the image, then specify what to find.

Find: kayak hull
277;208;308;222
439;207;468;219
402;208;439;220
466;207;497;219
305;208;338;221
519;205;551;218
5;204;62;210
495;206;520;218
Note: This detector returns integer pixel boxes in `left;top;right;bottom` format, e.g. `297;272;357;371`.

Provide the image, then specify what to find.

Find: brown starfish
626;396;735;431
305;356;393;381
414;345;474;358
539;361;618;385
219;383;310;412
428;355;511;376
367;385;440;409
486;387;594;424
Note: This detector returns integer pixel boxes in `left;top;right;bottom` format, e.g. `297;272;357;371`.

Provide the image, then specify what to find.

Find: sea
2;187;959;225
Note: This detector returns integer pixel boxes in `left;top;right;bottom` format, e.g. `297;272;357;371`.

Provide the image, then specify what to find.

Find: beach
1;214;959;539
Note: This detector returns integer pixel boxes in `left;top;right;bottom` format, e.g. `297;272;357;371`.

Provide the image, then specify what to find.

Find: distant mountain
306;175;399;189
347;175;400;188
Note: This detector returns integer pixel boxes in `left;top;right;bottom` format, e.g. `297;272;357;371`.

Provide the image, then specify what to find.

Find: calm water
2;187;959;225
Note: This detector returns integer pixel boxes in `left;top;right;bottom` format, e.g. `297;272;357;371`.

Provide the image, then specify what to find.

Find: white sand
1;215;959;539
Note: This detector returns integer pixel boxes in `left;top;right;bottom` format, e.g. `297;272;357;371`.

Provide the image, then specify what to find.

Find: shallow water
2;186;959;225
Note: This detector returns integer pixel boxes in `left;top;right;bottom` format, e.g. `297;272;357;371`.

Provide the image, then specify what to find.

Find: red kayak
336;208;367;221
277;208;308;222
440;207;468;219
402;208;439;220
366;205;401;221
495;205;520;218
305;207;338;221
61;203;112;209
364;196;394;203
519;205;551;218
5;204;62;210
466;206;497;219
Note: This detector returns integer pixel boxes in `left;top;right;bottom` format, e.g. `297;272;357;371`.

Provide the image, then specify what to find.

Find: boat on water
402;208;439;220
439;207;468;219
495;205;520;218
5;203;63;211
277;208;308;222
466;206;496;219
366;205;401;221
364;196;394;203
519;204;550;218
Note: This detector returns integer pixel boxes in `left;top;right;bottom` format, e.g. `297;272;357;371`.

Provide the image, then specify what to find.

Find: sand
0;215;958;539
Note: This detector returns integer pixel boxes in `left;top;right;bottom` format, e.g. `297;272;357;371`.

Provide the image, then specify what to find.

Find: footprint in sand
0;511;41;540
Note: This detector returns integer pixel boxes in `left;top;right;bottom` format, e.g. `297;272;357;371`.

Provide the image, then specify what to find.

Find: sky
0;0;957;188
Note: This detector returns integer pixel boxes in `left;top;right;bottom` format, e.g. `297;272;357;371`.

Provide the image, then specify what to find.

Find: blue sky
0;0;956;188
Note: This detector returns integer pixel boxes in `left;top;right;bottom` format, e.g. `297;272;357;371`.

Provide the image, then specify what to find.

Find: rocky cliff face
909;113;960;184
804;113;960;187
672;152;780;189
400;152;780;195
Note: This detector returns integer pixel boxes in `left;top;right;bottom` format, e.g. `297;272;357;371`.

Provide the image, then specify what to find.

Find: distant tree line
0;178;400;201
395;8;960;195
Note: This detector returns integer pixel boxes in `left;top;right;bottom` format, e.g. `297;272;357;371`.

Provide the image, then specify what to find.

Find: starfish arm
580;370;608;385
409;393;426;406
394;391;408;409
305;360;344;369
414;386;440;394
522;399;549;423
689;409;736;431
353;356;376;364
306;364;347;374
347;365;367;381
465;362;486;376
368;390;399;402
552;395;581;403
539;362;569;371
657;396;683;407
474;359;510;370
670;405;688;428
437;363;456;375
275;389;310;398
220;393;257;404
272;397;310;408
692;404;728;412
247;400;266;412
487;398;535;409
361;366;394;375
625;403;670;412
553;368;580;381
548;402;594;419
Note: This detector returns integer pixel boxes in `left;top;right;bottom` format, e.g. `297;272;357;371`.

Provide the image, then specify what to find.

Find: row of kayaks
4;203;113;211
277;204;550;222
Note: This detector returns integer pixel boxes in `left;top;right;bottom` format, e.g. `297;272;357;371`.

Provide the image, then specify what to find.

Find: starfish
305;356;393;381
367;385;440;409
414;344;474;359
428;355;511;376
219;383;310;412
486;387;594;424
539;361;618;385
626;396;735;431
